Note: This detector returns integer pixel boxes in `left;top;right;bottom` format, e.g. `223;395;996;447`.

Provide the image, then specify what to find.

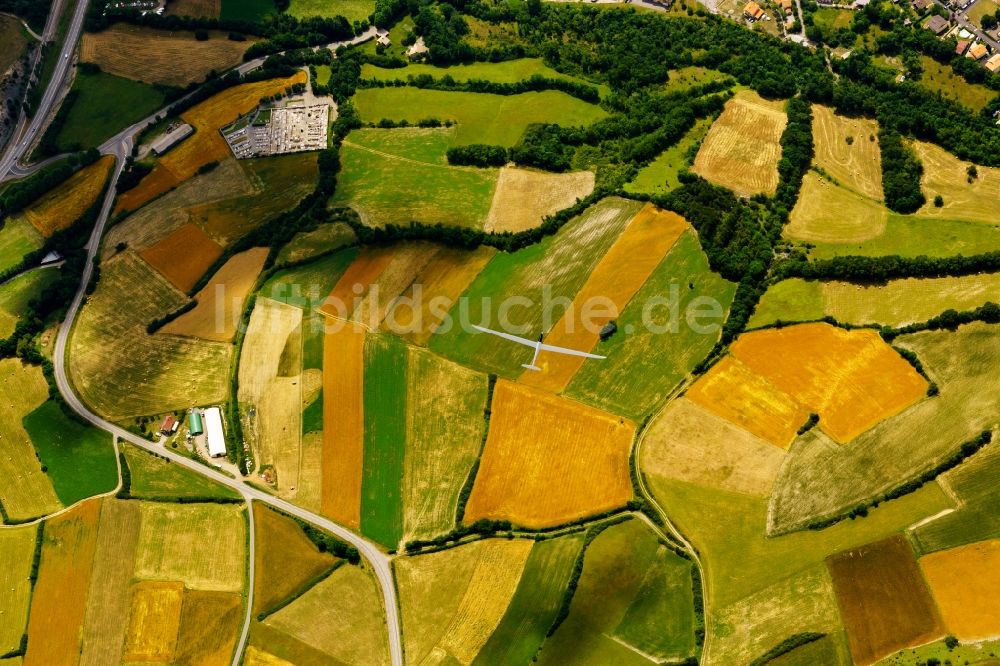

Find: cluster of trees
146;300;197;334
773;97;814;220
879;129;925;213
360;71;601;103
405;518;514;552
0;149;99;218
774;251;1000;283
414;2;473;64
883;301;1000;340
299;521;361;564
446;143;508;166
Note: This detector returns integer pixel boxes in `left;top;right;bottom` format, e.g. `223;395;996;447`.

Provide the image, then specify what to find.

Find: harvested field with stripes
521;203;687;393
81;24;253;87
239;297;304;497
123;581;186;662
396;538;532;663
689;323;927;446
811;105;882;199
321;325;366;527
253;505;337;615
483;167;595;233
24;500;101;666
140;222;225;293
402;349;487;541
69;252;231;419
263;565;389;664
0;526;37;655
785;173;889;244
828;536;945;665
162;247;268;341
464;380;633;528
0;359;61;522
640;397;786;497
134;502;246;592
115;73;306;212
915;140;1000;224
692;90;787;196
21;156;114;237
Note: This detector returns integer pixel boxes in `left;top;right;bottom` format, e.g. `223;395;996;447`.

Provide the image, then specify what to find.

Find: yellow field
0;359;62;522
521;204;687;392
264;565;389;664
24;500;101;666
140;222;225;292
785;172;888;244
686;355;809;448
914;141;1000;224
464;380;633;528
384;246;495;345
319;248;394;319
162;247;268;341
134;502;246;592
733;324;928;443
245;646;294;665
321;326;366;527
22;156;114;237
80;24;251;87
692;90;787;196
483;168;595;232
811;105;882;200
640;397;786;497
0;527;36;654
173;590;243;665
239;297;304;496
69;252;231;419
253;506;336;615
115;73;306;212
80;499;141;666
123;581;185;662
350;243;439;329
920;539;1000;641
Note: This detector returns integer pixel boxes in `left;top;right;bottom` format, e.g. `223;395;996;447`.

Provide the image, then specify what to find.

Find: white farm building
204;407;227;458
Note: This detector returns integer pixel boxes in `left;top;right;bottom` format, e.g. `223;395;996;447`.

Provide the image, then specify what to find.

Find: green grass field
121;443;240;500
276;222;355;267
332;128;499;228
351;87;607;146
360;334;408;549
288;0;373;22
567;231;736;420
538;519;696;664
918;56;996;113
0;218;43;275
769;322;1000;532
314;64;331;87
747;279;823;328
474;534;584;665
220;0;277;21
625;118;712;197
813;8;854;30
0;526;36;654
663;66;730;93
804;213;1000;260
429;197;642;377
0;267;57;339
22;401;117;506
54;70;168;151
361;58;607;95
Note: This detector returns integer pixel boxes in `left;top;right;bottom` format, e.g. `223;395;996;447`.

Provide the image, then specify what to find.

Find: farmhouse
150;123;194;156
160;415;179;436
956;39;970;55
204;406;227;458
968;42;989;60
743;1;765;19
188;409;204;436
925;15;950;35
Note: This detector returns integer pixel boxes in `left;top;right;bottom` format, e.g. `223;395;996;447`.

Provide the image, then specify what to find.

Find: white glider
471;324;605;372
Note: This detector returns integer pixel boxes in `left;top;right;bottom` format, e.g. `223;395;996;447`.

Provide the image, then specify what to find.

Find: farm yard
692;90;787;196
463;380;633;528
80;24;254;87
21;156;114;237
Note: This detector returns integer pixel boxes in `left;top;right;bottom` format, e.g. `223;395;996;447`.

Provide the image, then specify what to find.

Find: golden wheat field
484;167;595;232
521;204;687;393
811;105;883;200
81;24;252;87
0;527;36;654
349;243;439;329
162;247;268;341
321;325;366;528
464;380;634;528
692;90;787;196
920;539;1000;641
914;140;1000;224
122;581;186;662
319;248;394;320
22;156;114;237
785;172;889;244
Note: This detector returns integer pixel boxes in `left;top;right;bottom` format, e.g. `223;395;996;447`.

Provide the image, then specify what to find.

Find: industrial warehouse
187;406;227;458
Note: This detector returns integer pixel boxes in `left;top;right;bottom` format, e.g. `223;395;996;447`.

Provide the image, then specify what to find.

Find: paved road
0;0;87;181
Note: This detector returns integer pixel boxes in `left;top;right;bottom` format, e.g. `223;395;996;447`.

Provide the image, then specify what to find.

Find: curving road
52;105;402;666
0;0;88;181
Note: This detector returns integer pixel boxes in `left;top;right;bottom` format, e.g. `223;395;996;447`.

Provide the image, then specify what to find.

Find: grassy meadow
54;70;167;151
0;526;36;654
220;0;277;21
0;218;43;275
0;268;57;339
361;58;607;95
122;443;239;500
288;0;373;22
625;118;712;196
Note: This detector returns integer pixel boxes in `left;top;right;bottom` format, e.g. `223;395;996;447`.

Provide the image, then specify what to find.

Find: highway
0;0;89;181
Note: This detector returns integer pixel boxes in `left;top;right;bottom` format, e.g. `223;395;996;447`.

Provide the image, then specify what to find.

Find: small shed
189;409;204;436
